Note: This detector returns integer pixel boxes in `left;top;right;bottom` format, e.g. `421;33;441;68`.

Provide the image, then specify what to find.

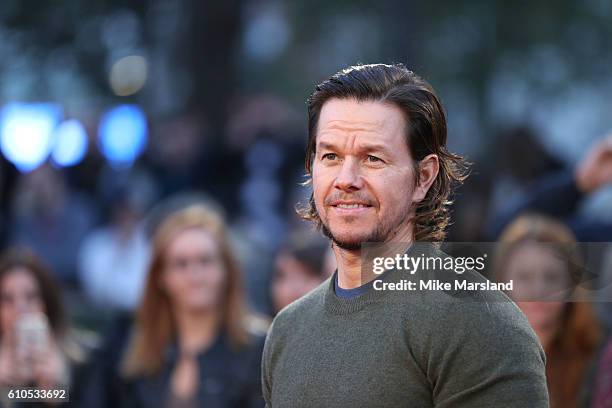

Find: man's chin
321;221;384;250
326;231;379;251
331;238;363;251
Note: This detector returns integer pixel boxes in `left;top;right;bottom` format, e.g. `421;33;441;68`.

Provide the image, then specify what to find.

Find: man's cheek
312;177;328;208
312;190;326;219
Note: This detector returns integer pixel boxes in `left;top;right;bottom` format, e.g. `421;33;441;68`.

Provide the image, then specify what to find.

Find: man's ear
412;154;439;203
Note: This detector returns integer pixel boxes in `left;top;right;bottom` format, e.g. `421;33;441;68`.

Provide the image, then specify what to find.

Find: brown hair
279;233;329;279
495;214;602;408
299;63;469;242
121;204;251;378
0;247;66;339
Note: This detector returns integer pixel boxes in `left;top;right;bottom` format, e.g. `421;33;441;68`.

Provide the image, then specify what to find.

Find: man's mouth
335;203;369;209
330;201;373;213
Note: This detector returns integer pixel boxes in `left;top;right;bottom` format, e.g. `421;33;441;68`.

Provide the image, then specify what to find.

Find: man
262;63;548;407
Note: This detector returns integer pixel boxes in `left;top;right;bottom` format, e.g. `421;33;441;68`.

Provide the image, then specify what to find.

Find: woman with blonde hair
495;214;602;408
120;204;266;407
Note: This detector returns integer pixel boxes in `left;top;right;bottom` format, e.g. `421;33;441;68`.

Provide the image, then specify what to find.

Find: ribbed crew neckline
324;242;424;315
324;271;384;315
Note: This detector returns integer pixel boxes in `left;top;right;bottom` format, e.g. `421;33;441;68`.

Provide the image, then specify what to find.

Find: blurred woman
495;214;602;408
271;235;331;313
0;248;70;405
591;245;612;408
120;204;266;408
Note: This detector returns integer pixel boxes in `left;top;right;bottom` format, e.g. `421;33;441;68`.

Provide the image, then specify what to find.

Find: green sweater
262;245;549;407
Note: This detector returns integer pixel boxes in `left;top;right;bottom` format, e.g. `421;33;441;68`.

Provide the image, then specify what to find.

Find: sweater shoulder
402;268;544;367
406;268;532;330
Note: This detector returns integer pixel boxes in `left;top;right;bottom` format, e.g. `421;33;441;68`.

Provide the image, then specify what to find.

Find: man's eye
322;153;337;161
367;155;383;163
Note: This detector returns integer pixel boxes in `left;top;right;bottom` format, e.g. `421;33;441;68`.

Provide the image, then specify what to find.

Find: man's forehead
317;98;405;138
316;129;389;149
320;118;385;133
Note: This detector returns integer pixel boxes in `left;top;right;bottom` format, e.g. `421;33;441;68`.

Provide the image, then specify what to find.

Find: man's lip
329;201;372;207
328;202;374;212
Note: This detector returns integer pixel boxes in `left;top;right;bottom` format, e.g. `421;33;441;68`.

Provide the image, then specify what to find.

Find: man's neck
335;223;414;290
334;246;364;289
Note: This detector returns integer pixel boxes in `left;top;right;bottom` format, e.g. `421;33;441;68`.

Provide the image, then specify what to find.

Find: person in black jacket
490;134;612;242
114;204;266;408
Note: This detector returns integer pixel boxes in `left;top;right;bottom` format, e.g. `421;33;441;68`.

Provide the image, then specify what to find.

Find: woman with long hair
495;214;602;408
0;248;71;406
120;204;266;407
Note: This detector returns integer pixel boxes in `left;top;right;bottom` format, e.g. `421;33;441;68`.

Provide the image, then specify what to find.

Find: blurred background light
51;119;88;167
109;55;148;96
0;102;61;172
243;5;290;62
98;104;148;168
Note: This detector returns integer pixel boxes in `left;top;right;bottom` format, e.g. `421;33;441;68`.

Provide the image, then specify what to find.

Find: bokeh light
109;55;148;96
98;104;148;168
51;119;88;167
0;103;61;172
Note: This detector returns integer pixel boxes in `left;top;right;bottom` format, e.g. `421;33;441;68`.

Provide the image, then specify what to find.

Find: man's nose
333;157;363;191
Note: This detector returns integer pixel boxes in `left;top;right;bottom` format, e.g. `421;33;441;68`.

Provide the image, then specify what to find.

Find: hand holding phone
15;313;50;381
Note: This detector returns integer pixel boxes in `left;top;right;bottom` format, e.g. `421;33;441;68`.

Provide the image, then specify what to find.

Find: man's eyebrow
316;141;337;151
359;143;390;153
316;141;391;154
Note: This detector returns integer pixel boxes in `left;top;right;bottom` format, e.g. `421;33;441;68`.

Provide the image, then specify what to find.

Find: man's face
312;98;417;250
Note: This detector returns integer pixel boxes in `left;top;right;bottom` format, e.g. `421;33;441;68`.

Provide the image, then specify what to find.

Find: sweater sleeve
418;297;549;407
261;320;277;408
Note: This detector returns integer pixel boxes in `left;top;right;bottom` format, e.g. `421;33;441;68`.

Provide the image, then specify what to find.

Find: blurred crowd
0;0;611;407
0;110;611;406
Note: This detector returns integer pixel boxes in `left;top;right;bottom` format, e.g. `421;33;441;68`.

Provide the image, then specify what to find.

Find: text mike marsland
373;279;514;292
